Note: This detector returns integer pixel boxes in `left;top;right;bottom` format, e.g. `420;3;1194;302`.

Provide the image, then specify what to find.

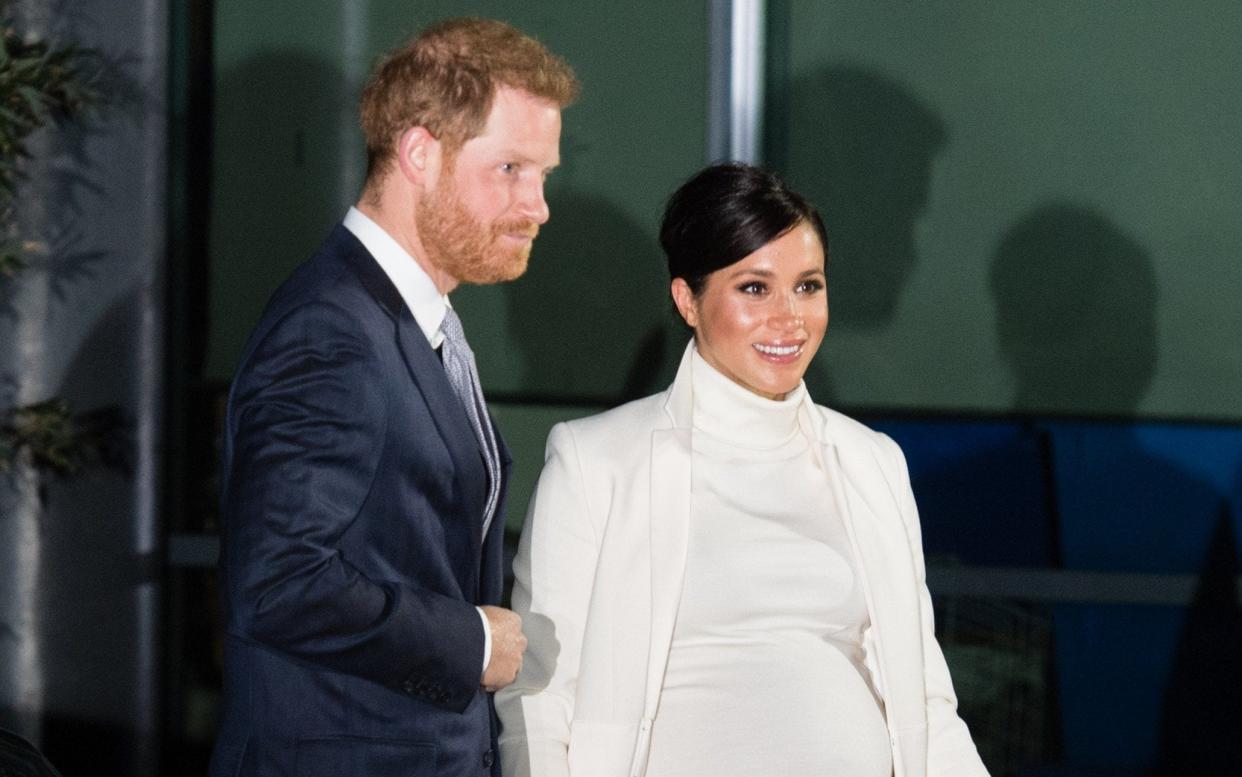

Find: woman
496;163;987;777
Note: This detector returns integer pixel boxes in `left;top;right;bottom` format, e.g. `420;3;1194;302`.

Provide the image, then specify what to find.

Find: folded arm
221;300;483;711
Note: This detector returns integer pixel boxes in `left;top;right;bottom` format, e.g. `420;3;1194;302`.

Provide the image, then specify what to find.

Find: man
209;18;578;777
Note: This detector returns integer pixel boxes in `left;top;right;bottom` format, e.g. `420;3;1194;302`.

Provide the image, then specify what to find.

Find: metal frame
708;0;765;163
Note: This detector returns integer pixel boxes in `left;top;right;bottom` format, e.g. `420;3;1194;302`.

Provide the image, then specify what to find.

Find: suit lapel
335;225;488;538
394;310;488;510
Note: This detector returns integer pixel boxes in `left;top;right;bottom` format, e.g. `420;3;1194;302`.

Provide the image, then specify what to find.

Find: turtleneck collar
690;345;807;450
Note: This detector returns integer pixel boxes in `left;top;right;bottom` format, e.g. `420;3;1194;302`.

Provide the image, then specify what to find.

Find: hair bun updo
659;162;828;295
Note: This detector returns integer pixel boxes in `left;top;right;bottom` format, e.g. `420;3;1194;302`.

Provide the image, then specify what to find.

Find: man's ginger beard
416;158;539;285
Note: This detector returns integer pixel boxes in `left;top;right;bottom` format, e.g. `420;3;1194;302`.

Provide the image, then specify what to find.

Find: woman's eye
797;279;825;294
738;282;767;295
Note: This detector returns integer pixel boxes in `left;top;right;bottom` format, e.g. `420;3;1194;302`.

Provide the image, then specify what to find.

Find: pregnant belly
644;639;893;777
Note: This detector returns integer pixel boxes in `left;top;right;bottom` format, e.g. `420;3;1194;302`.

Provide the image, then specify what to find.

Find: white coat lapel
824;440;927;736
646;427;692;689
629;344;696;777
625;428;692;777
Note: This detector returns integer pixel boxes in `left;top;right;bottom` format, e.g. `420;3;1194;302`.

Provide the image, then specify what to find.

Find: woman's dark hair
659;162;828;295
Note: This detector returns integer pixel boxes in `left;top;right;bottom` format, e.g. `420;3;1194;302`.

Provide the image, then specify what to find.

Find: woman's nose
770;294;805;331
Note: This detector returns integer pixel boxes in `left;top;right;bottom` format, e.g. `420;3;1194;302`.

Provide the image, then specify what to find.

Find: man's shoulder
266;226;372;311
232;226;390;372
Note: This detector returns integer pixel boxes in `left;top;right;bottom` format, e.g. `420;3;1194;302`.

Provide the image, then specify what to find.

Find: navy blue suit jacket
209;225;511;777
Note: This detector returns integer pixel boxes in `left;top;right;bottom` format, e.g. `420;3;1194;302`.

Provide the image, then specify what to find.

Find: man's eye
500;162;519;174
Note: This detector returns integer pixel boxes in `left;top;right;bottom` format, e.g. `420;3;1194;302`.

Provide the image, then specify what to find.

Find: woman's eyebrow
725;267;775;279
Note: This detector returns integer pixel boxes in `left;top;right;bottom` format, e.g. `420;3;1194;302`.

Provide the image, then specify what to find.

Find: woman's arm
497;422;603;777
881;434;991;777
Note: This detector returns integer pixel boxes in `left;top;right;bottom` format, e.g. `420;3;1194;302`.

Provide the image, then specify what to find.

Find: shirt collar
343;206;448;347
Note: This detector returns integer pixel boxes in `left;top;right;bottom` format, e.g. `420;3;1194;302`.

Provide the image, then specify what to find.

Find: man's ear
395;126;442;188
670;277;699;328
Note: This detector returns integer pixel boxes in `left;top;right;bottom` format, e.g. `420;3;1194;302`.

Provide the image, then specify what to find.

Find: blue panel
1047;422;1230;574
868;419;1055;566
860;416;1242;772
1044;421;1242;770
1052;604;1184;769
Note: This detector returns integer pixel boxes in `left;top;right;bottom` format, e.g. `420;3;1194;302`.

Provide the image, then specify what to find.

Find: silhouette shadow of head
986;206;1241;771
990;203;1157;416
780;66;946;331
506;188;673;403
210;51;354;373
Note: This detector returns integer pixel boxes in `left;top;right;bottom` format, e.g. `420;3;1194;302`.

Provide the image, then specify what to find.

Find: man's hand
480;605;527;691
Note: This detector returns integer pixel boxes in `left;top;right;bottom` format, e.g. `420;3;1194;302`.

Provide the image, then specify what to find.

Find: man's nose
516;178;550;225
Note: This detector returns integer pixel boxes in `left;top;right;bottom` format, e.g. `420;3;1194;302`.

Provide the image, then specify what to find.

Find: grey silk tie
439;307;501;535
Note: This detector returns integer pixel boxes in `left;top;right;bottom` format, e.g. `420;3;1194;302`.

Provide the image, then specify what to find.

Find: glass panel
766;0;1242;421
207;1;710;403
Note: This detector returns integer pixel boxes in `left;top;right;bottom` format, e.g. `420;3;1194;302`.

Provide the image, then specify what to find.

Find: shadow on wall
781;66;945;328
209;52;356;378
35;292;147;777
981;203;1229;771
505;188;678;403
990;204;1157;416
774;66;946;400
883;205;1233;772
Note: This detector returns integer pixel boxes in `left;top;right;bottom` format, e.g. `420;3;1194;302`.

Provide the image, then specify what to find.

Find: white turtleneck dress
643;349;893;777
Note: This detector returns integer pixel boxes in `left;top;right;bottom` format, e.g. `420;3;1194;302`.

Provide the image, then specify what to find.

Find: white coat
496;345;988;777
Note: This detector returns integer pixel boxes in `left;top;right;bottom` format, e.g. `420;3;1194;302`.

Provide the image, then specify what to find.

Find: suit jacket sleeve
879;433;991;777
222;299;484;710
496;422;599;777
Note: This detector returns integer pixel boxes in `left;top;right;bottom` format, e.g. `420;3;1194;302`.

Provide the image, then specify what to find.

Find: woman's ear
670;277;699;328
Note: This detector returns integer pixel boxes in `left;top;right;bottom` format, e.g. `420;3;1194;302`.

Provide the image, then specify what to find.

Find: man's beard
416;177;538;285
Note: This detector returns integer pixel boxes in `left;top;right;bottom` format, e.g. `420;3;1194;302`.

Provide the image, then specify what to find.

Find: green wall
207;0;708;399
769;0;1242;420
207;2;1241;422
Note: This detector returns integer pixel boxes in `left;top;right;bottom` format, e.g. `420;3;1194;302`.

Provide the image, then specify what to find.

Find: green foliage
0;399;127;479
0;5;107;480
0;4;98;279
1;399;80;475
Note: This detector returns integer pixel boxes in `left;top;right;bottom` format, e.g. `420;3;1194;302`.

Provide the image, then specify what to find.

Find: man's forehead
459;89;562;160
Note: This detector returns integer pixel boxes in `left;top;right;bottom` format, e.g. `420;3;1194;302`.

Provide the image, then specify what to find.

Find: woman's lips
752;341;804;362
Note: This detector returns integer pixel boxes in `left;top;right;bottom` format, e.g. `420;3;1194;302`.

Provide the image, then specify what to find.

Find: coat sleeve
879;433;991;777
221;299;484;710
496;422;602;777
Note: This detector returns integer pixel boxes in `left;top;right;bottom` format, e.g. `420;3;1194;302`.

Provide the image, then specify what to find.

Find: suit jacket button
483;750;495;768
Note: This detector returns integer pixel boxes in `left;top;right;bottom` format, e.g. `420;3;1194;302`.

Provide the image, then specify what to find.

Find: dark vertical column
164;0;218;772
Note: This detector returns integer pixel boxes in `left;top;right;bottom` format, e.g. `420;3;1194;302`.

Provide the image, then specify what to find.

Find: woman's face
672;221;828;400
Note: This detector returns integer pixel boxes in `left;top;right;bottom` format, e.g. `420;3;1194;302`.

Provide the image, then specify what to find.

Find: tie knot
440;307;465;346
